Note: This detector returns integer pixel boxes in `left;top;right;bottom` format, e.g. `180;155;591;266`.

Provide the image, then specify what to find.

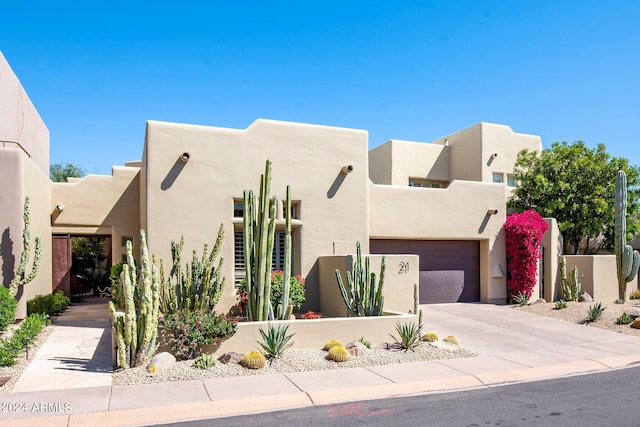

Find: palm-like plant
258;323;295;359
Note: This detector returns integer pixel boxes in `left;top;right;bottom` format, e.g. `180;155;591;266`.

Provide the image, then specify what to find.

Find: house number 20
398;262;409;274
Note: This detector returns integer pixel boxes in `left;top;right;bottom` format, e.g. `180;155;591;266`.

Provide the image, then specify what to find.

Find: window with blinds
234;230;289;285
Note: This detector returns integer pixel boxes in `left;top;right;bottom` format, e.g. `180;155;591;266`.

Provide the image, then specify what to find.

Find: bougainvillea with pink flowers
504;210;549;299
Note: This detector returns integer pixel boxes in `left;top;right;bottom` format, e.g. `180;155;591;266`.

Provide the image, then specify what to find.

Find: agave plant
389;321;422;352
511;291;530;306
258;323;295;359
587;302;605;323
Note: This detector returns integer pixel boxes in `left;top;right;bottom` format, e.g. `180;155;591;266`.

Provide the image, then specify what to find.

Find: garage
370;240;480;303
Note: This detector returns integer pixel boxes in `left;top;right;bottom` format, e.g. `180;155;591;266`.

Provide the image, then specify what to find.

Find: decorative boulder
631;318;640;329
217;352;244;364
146;352;176;374
345;341;368;357
578;292;593;303
534;298;547;304
626;308;640;319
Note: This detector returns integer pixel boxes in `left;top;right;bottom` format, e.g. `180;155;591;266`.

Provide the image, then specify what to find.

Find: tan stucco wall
0;51;49;174
564;255;630;302
0;52;52;318
542;218;563;301
369;180;507;302
51;166;141;261
368;140;450;186
433;124;483;182
142;119;370;313
318;254;418;317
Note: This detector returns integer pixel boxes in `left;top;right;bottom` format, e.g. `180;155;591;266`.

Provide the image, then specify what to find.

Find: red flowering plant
236;270;306;315
503;210;549;300
301;310;322;319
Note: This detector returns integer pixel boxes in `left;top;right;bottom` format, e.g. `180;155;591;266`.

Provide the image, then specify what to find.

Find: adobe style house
1;51;555;315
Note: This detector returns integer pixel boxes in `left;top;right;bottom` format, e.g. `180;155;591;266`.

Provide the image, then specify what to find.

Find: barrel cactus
322;339;342;351
240;351;266;369
327;346;350;362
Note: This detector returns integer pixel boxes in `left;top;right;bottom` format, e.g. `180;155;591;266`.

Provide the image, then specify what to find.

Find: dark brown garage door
370;240;480;303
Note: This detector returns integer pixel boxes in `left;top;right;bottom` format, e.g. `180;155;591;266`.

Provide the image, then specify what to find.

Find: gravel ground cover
515;299;640;337
112;341;477;386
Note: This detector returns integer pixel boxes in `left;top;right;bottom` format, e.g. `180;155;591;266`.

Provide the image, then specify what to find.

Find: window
234;230;292;285
233;201;244;218
492;173;504;183
408;178;446;188
506;174;516;187
283;202;300;219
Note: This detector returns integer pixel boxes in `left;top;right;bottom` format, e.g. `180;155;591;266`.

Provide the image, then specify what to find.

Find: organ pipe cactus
615;170;640;301
8;197;42;296
159;224;226;314
108;230;160;369
243;160;293;321
560;256;580;301
335;241;386;316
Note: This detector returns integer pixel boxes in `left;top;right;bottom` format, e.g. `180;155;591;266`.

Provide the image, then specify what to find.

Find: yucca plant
389;321;422;352
258;323;295;359
554;300;568;310
587;302;605;323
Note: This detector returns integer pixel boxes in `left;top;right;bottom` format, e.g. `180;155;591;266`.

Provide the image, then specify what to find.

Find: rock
217;352;244;364
626;308;640;319
345;341;368;357
631;318;640;329
534;298;547;304
578;292;593;302
146;352;176;374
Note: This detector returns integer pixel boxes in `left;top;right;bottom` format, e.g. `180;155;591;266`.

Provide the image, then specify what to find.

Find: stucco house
2;51;562;316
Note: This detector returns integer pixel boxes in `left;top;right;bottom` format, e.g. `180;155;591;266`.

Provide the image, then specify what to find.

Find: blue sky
2;1;639;175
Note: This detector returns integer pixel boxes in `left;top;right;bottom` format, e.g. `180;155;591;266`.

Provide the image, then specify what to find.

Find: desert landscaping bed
515;299;640;337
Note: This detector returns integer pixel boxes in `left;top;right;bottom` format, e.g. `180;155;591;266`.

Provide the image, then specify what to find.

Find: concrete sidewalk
2;302;640;426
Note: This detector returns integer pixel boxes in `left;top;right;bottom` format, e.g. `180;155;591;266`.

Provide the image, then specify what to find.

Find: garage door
370;240;480;303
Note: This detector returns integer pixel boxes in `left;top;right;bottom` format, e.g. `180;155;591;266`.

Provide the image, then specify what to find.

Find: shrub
0;286;17;332
554;300;568;310
0;313;48;367
192;354;216;370
258;323;295;359
236;271;305;315
160;311;237;360
630;289;640;300
27;291;70;317
356;336;371;349
504;210;548;298
301;311;322;319
616;312;633;325
109;262;125;309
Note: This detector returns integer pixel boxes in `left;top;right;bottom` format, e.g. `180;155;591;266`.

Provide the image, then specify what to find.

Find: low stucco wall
212;311;417;356
318;254;419;317
564;255;634;302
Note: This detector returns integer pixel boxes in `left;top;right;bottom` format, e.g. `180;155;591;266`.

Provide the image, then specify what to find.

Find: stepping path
11;297;113;392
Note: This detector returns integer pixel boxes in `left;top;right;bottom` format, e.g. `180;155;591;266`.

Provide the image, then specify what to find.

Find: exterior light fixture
490;153;498;158
341;165;354;174
180;152;190;163
487;209;498;215
444;138;449;146
56;204;64;212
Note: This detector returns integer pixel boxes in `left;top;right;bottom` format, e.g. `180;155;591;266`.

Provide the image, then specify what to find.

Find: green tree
508;141;640;254
50;163;87;182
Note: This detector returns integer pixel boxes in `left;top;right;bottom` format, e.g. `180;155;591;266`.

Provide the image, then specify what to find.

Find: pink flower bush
504;210;549;299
